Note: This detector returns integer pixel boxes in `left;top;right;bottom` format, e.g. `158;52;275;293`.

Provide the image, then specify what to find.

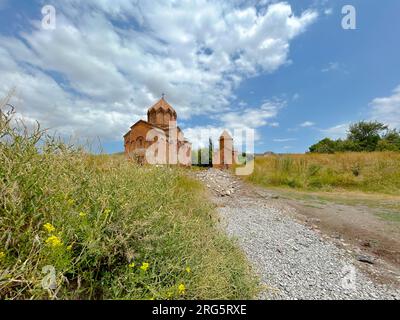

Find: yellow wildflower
0;252;5;260
128;262;135;268
67;199;75;206
178;284;186;295
67;245;73;251
46;235;63;248
79;212;87;218
186;267;191;273
140;262;149;272
43;223;55;233
104;209;112;215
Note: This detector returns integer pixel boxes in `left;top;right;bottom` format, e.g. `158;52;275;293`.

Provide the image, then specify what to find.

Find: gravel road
196;169;400;300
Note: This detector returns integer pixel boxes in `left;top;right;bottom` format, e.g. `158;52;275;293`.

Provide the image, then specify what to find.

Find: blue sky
0;0;399;154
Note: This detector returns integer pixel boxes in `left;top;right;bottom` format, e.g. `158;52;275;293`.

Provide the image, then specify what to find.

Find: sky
0;0;399;154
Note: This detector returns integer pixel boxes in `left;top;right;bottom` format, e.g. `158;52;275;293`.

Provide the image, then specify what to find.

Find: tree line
309;121;400;153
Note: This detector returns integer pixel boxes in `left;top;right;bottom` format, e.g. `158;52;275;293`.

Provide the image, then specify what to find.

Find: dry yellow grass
245;152;400;195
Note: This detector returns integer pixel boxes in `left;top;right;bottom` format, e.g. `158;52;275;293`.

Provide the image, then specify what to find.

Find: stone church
124;97;192;165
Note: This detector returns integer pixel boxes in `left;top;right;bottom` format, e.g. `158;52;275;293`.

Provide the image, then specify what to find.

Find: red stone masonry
124;97;192;166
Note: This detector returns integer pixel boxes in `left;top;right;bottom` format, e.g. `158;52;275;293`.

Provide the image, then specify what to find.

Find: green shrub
309;121;400;153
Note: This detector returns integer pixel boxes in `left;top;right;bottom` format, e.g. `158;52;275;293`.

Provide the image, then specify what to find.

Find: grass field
0;110;257;300
245;153;400;195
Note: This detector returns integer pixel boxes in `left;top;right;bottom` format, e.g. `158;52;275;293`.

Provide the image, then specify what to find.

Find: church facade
124;97;192;166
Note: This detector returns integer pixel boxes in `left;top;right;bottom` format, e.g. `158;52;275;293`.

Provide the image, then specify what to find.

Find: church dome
148;97;177;117
147;96;177;128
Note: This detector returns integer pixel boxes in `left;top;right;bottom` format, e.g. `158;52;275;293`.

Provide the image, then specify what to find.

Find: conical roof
147;97;177;116
220;130;233;140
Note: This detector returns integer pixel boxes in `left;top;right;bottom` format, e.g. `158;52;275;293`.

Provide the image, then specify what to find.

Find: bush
309;121;400;153
309;138;338;154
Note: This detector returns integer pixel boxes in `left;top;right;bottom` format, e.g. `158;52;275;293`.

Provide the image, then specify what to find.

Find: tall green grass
246;153;400;194
0;108;257;300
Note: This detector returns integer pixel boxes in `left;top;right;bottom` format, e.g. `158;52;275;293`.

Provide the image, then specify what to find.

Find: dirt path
195;168;400;300
276;190;400;286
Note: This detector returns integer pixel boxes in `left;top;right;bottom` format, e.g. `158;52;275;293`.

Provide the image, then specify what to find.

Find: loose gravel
196;169;400;300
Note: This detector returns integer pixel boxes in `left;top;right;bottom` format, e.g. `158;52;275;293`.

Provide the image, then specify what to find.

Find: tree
192;145;213;167
335;139;360;152
208;137;213;166
309;121;399;153
347;121;388;151
309;138;338;154
377;129;400;151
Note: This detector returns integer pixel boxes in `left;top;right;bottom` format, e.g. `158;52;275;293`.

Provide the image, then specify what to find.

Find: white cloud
185;99;283;149
0;1;317;141
300;121;315;127
320;123;349;139
369;85;400;129
318;85;400;140
219;100;284;129
183;125;227;150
